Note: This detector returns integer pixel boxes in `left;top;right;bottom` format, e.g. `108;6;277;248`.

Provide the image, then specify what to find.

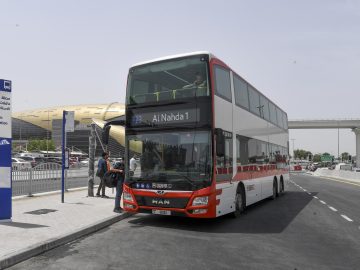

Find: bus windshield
127;131;212;186
127;56;210;105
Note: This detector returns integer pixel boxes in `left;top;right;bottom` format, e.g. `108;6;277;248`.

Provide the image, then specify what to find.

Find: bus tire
271;179;278;200
279;177;285;195
232;185;245;218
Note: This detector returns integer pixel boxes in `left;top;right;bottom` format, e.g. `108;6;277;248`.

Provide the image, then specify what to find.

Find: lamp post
337;128;340;162
291;138;296;160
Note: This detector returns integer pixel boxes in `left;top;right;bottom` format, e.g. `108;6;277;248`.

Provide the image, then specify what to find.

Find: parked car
79;158;89;167
19;156;45;167
12;158;32;170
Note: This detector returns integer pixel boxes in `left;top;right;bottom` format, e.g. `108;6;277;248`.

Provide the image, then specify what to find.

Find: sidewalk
0;187;130;269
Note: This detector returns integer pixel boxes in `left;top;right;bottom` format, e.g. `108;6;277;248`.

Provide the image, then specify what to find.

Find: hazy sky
1;0;359;156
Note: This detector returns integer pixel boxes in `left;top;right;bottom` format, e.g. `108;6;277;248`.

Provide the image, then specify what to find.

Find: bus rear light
192;209;207;214
123;191;134;202
192;196;209;206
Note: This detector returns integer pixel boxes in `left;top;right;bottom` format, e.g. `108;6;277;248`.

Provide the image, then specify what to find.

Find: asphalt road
8;174;360;270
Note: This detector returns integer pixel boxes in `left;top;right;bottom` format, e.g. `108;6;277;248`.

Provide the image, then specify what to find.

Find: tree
293;149;312;160
27;139;56;151
313;154;321;162
341;152;349;162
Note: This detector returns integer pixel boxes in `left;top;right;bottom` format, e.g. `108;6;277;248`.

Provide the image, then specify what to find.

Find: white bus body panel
214;69;289;217
215;182;236;217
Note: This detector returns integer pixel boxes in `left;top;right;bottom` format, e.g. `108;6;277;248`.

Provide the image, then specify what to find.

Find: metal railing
12;162;100;197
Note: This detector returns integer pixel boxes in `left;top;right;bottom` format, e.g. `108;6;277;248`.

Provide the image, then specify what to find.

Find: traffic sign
321;154;333;162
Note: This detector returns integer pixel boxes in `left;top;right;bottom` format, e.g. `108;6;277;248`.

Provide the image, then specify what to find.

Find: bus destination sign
130;108;200;127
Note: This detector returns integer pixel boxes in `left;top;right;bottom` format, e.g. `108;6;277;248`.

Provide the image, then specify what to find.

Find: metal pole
338;128;340;161
47;110;49;154
61;111;66;203
291;139;295;159
88;123;96;197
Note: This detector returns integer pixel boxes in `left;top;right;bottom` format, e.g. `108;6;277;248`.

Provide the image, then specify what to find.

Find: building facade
12;103;125;157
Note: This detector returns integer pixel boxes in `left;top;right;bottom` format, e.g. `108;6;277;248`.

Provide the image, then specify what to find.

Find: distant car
12;158;32;170
80;159;89;167
309;163;319;172
20;156;45;167
43;157;62;164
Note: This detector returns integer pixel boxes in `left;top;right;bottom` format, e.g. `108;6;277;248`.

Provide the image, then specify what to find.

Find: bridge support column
353;128;360;168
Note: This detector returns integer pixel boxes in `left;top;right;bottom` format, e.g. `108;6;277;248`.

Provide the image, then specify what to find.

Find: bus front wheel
232;186;245;218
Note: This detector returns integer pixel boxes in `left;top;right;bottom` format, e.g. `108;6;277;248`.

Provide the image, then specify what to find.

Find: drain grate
25;209;58;215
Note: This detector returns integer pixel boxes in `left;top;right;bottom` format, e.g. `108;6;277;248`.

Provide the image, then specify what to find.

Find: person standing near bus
96;152;110;198
113;158;125;213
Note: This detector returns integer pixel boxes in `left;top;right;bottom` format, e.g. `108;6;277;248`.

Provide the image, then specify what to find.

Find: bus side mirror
102;125;111;145
215;128;225;157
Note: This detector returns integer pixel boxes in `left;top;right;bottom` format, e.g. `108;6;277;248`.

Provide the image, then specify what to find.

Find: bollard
28;169;33;197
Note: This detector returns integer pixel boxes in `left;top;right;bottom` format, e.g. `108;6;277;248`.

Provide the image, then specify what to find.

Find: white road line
307;192;311;195
313;196;319;199
320;200;326;205
328;206;338;212
303;189;307;192
341;215;353;222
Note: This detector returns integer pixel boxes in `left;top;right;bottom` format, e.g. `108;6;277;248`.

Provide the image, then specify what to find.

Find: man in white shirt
130;155;137;172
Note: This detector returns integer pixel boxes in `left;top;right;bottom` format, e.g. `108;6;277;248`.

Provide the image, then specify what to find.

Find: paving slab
0;187;129;269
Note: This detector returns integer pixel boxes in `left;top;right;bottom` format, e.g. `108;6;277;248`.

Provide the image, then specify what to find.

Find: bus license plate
152;209;171;216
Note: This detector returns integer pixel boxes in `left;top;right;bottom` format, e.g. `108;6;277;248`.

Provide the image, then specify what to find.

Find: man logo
156;190;165;195
151;198;170;205
0;139;10;145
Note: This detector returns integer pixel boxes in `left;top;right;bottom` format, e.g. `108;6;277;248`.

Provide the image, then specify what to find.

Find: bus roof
131;51;215;68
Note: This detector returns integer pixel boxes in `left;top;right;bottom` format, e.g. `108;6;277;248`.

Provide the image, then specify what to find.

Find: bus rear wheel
279;178;284;195
271;180;278;200
232;187;245;218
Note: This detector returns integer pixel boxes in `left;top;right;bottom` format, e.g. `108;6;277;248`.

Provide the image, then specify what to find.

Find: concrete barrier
314;168;360;183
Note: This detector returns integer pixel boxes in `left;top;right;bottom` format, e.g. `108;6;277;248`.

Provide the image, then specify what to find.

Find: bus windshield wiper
171;173;196;187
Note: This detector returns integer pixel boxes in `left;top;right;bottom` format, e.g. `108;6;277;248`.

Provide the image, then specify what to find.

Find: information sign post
0;79;12;221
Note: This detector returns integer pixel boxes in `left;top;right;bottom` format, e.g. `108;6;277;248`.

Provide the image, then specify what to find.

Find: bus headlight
192;196;209;206
123;191;134;202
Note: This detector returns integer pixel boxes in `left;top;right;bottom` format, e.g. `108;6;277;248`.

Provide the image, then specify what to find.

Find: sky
1;0;359;156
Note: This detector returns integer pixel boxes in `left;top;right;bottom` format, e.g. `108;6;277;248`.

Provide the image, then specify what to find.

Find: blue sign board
0;79;12;220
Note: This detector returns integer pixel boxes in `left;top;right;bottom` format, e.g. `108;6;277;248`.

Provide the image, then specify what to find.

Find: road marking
341;215;353;222
328;206;338;212
303;189;307;192
319;200;326;205
313;196;319;199
307;192;311;195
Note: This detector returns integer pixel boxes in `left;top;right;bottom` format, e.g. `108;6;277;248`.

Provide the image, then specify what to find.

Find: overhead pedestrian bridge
288;119;360;168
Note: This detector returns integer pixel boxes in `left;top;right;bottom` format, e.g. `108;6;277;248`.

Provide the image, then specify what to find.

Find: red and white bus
121;51;289;218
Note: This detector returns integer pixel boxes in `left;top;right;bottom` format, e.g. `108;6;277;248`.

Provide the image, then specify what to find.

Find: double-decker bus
121;51;289;218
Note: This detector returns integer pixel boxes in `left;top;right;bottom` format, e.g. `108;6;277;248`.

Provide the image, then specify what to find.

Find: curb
0;212;134;269
316;175;360;186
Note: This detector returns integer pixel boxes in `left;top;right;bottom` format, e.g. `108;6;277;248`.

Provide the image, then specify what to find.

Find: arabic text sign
0;79;11;138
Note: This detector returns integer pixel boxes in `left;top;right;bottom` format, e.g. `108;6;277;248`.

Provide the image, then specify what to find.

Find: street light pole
291;138;296;160
337;128;340;161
